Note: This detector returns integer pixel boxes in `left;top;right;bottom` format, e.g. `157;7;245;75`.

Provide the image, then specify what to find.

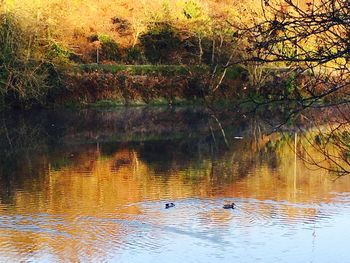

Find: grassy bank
57;63;246;108
77;64;244;80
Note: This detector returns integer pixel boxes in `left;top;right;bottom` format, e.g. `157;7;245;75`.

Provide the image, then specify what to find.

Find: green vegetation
0;0;348;111
78;64;243;79
140;23;181;64
0;13;50;108
97;34;121;61
79;64;194;75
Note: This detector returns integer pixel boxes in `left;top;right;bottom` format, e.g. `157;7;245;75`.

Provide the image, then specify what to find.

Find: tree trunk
211;39;215;65
198;36;203;65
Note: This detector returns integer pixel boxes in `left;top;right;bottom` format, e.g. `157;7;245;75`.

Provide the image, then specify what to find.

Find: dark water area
0;107;349;262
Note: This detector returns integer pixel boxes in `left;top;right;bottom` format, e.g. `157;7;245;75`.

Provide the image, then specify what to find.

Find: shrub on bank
62;70;208;105
140;23;182;64
0;13;48;108
125;47;144;64
87;34;120;62
99;34;120;62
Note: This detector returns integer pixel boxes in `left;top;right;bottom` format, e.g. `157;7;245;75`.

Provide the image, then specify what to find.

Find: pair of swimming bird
165;202;235;209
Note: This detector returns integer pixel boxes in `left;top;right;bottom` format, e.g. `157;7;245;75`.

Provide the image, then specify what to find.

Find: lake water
0;107;349;262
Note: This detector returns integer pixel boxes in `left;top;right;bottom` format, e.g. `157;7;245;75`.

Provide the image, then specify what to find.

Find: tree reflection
294;106;350;175
1;108;350;261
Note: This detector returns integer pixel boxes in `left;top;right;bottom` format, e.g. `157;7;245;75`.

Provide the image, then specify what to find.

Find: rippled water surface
0;107;349;262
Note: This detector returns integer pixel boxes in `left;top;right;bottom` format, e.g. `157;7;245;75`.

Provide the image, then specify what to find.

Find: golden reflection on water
0;135;350;262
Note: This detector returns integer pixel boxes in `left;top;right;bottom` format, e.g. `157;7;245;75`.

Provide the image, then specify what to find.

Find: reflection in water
0;107;350;262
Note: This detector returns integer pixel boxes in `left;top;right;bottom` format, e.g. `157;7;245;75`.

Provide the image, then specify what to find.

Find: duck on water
165;203;175;209
223;203;235;209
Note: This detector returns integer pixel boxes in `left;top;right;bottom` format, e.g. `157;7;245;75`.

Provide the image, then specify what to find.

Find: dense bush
98;34;120;62
88;34;120;62
125;47;143;64
0;13;50;108
0;12;69;109
47;41;72;64
140;23;182;64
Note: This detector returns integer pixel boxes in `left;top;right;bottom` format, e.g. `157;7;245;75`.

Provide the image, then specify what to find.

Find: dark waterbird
223;203;235;209
165;203;175;209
